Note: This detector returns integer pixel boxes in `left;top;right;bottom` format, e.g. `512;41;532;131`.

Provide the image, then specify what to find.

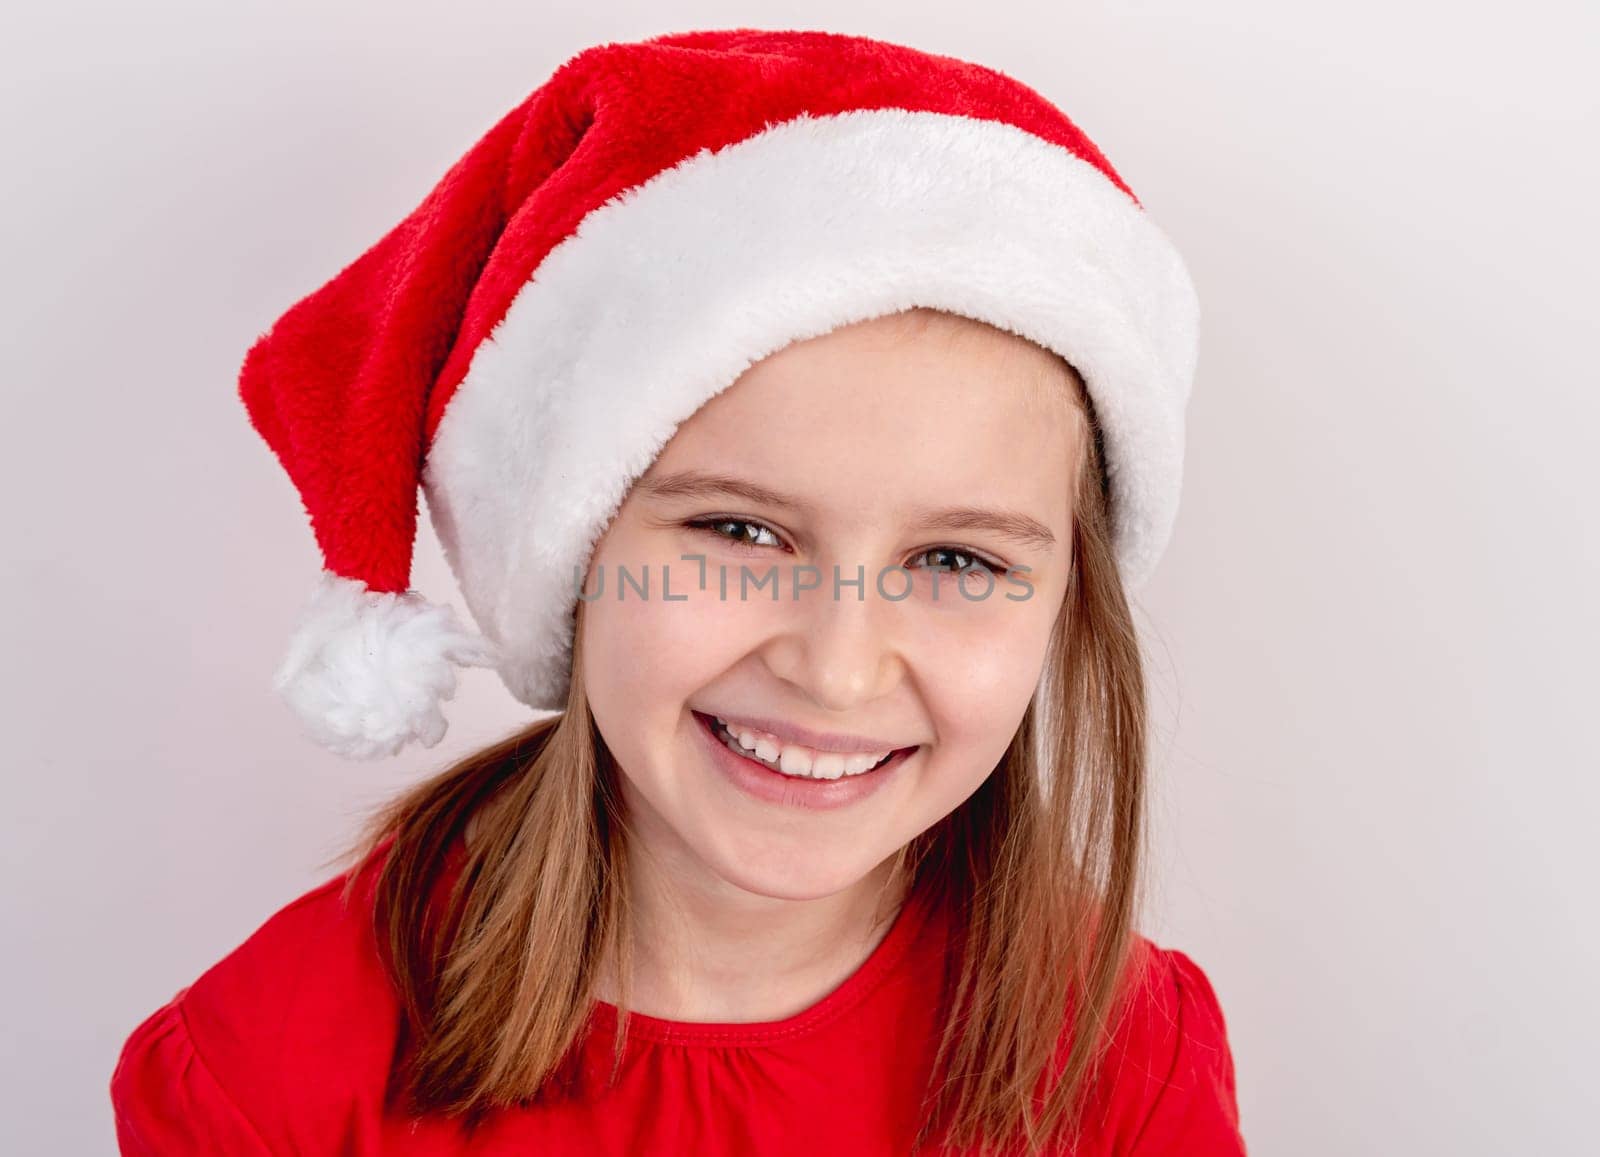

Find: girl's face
580;311;1084;903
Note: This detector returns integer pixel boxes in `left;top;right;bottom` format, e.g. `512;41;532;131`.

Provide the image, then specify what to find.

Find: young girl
110;28;1245;1156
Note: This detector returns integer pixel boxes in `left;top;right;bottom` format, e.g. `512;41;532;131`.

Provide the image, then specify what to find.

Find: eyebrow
634;469;1056;553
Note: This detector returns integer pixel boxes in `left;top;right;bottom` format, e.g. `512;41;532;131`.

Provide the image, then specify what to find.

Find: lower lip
692;711;915;812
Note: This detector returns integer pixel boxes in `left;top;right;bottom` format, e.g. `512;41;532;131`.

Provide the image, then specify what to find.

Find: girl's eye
686;517;785;550
685;519;1007;576
913;547;1008;577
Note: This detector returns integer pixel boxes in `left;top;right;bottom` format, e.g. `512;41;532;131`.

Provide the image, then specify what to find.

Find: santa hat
239;27;1200;760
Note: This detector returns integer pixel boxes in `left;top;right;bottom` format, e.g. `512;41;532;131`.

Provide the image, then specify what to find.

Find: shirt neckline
435;834;941;1048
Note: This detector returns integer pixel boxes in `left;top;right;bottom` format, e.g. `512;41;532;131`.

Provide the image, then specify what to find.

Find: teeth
812;753;846;778
712;716;895;780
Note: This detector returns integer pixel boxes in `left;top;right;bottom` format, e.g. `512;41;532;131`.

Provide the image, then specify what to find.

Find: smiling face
579;308;1087;904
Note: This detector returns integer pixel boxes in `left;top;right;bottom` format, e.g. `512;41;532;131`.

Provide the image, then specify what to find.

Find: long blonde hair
334;323;1153;1155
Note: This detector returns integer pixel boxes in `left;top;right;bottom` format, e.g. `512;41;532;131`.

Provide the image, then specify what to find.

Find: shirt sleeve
109;990;275;1155
1125;947;1248;1156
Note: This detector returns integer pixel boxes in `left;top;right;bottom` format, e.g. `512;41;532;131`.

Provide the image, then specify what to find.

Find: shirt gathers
110;839;1246;1155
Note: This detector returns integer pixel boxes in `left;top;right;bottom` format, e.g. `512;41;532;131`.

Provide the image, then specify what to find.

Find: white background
4;2;1595;1153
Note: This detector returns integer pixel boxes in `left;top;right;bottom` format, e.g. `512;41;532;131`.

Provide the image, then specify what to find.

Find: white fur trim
272;570;501;759
423;108;1199;711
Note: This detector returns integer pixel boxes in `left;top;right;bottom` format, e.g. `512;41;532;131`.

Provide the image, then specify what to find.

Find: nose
759;578;907;712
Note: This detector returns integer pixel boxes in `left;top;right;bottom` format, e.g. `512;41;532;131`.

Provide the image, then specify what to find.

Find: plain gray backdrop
4;2;1595;1153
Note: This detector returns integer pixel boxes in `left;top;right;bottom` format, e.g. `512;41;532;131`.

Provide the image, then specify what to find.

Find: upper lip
698;710;918;755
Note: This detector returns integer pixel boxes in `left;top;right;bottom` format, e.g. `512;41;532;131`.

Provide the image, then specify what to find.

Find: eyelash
683;517;1011;577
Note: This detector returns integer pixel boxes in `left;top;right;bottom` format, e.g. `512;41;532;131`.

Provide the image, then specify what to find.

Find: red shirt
110;842;1246;1154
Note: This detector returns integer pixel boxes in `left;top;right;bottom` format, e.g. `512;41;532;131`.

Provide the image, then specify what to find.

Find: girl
110;28;1245;1156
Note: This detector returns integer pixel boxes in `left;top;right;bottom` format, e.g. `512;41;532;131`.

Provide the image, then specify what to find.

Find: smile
693;711;911;781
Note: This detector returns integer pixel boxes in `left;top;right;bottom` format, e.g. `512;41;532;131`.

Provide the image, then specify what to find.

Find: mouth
691;710;916;781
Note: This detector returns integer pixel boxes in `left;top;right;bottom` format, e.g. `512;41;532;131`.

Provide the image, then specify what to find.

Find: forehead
639;309;1085;525
835;307;1073;382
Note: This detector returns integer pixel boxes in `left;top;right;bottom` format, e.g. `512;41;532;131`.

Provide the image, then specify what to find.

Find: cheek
580;557;771;719
915;595;1059;782
580;572;732;820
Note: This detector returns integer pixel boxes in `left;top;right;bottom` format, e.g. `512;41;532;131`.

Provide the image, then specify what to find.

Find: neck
461;773;914;1024
594;838;910;1024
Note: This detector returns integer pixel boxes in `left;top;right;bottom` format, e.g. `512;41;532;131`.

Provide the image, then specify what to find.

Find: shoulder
110;847;403;1154
1094;934;1247;1155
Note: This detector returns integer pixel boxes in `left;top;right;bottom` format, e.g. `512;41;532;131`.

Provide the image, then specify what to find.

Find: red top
110;843;1246;1155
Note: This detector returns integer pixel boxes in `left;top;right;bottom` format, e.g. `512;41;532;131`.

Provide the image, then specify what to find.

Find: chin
707;853;886;905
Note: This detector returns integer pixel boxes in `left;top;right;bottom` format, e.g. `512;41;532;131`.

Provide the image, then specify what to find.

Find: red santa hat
239;27;1200;760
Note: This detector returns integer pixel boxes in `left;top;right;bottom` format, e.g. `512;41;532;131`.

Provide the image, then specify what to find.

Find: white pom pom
271;571;502;760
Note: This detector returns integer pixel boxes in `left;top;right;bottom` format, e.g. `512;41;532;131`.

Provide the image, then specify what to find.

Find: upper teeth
713;717;893;780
